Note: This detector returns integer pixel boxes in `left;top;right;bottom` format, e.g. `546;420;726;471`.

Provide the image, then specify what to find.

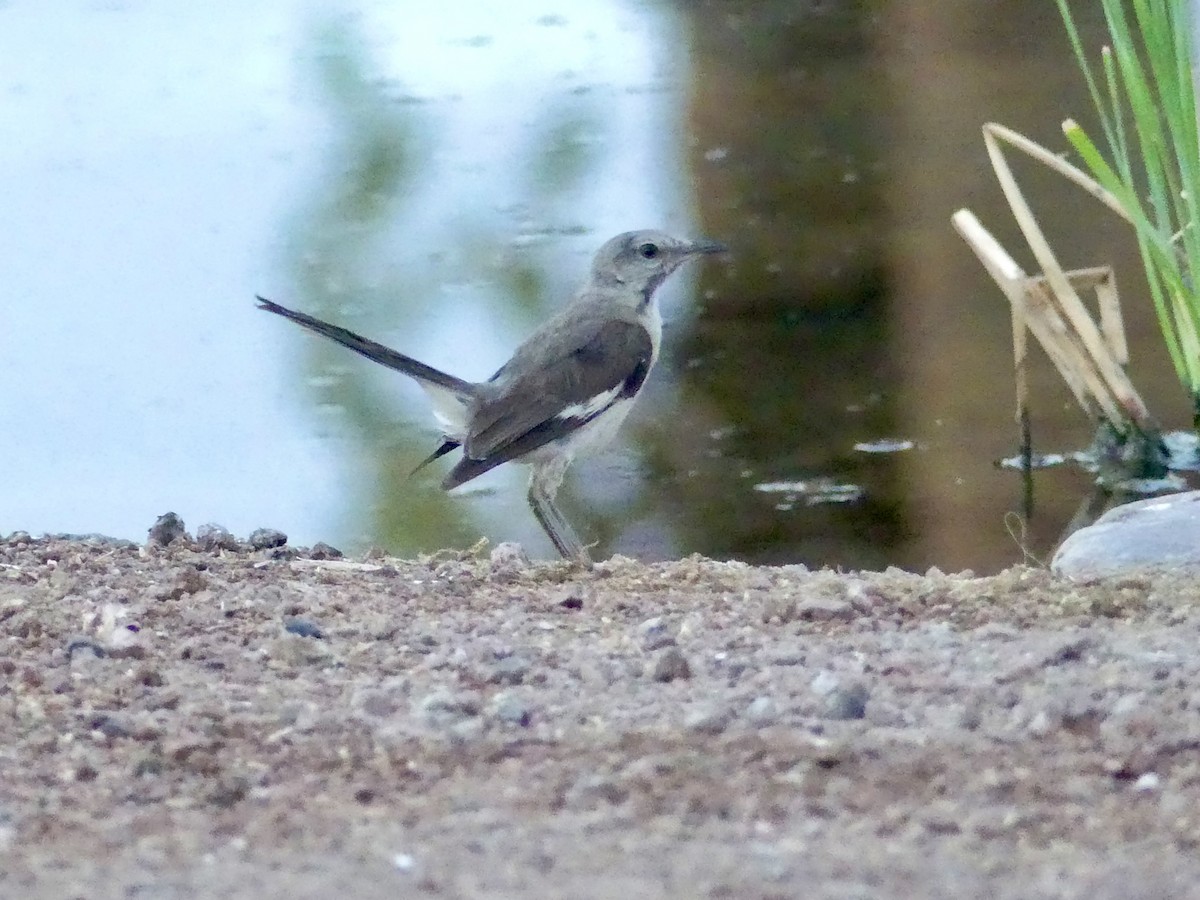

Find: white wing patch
556;384;623;422
421;382;470;439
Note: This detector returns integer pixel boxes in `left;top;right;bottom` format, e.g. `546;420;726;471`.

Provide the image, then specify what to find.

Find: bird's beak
686;238;728;256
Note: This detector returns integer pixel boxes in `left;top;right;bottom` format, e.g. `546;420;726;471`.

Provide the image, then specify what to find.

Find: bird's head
588;230;726;305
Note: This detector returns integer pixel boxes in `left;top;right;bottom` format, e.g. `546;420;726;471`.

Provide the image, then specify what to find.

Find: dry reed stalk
954;123;1155;442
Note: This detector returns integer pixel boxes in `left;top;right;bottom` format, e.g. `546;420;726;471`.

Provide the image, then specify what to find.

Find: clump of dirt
2;532;1200;899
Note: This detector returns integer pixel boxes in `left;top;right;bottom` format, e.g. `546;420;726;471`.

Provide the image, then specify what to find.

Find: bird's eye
638;242;659;260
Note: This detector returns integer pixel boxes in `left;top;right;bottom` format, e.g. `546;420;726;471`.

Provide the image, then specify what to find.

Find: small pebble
74;764;99;782
825;683;869;720
649;647;691;682
69;654;108;678
746;696;779;726
1043;636;1095;667
684;705;731;735
1134;772;1162;793
136;666;165;687
392;853;416;872
796;596;855;623
810;670;840;696
491;691;533;726
147;512;188;547
761;596;797;624
490;542;529;569
488;655;531;685
921;801;962;834
155;568;207;601
418;689;482;727
249;528;288;550
1026;709;1054;738
637;617;675;651
195;523;239;552
565;774;627;807
556;589;585;610
66;638;107;660
771;652;805;667
355;689;401;719
284;617;324;639
89;714;133;740
267;635;333;667
487;543;528;584
310;542;343;560
446;718;487;743
207;775;250;808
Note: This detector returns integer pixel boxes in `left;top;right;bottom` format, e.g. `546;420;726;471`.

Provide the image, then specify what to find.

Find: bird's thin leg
527;465;591;565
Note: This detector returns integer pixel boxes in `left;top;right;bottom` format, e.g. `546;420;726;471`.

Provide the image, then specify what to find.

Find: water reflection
1;0;1189;572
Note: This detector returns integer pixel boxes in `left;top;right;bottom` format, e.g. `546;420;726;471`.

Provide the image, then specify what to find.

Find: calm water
1;1;1188;572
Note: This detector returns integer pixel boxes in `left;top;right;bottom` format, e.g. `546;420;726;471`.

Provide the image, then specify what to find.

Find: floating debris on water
753;478;864;508
998;452;1076;471
853;439;915;454
998;429;1195;498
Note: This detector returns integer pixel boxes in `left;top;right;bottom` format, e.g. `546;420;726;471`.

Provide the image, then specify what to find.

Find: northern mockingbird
257;229;725;564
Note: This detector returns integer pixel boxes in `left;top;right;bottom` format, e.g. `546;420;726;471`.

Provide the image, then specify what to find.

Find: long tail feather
410;439;460;477
256;296;476;398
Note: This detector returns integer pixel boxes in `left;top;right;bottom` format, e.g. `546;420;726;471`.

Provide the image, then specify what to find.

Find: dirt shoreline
3;534;1200;899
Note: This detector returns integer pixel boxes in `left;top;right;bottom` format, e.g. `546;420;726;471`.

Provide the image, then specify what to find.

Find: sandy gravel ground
3;532;1200;899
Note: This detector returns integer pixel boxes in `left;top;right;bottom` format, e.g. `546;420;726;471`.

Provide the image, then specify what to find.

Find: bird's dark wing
441;319;654;490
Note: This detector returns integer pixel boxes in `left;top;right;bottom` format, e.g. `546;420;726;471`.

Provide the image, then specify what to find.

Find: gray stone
284;617;324;639
684;705;731;734
810;669;840;695
147;512;188;547
154;568;207;601
66;638;107;661
637;616;675;651
1052;491;1200;577
249;528;288;550
196;523;239;551
565;774;628;807
488;655;531;685
824;682;869;720
68;638;108;676
490;691;533;726
355;690;400;719
649;647;691;682
267;635;333;668
489;542;529;584
746;696;779;726
418;689;482;727
490;542;530;568
88;713;133;740
796;595;855;622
